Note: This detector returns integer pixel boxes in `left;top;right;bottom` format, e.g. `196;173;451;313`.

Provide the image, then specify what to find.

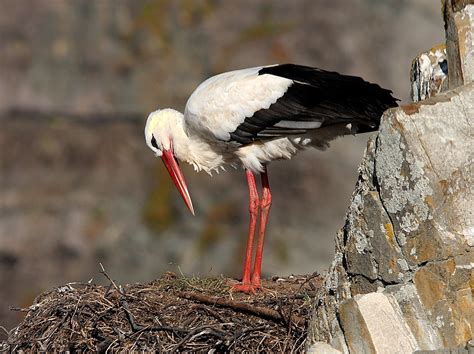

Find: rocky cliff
307;2;474;353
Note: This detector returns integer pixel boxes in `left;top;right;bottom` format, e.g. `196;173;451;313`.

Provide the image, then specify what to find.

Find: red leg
251;166;272;288
231;170;259;293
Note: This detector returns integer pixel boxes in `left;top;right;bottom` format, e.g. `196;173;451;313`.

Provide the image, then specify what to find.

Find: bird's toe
230;283;257;294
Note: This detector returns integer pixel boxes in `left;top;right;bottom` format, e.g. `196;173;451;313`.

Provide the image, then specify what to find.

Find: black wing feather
228;64;398;144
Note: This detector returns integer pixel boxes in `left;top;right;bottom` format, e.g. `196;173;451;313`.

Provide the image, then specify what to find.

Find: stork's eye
151;135;159;149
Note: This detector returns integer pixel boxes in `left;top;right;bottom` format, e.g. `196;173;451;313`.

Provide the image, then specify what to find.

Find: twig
191;304;226;323
69;295;83;339
99;263;124;297
291;331;307;353
96;338;113;352
0;325;10;336
231;325;267;344
65;281;94;288
177;291;305;326
173;325;229;351
135;325;189;336
296;272;320;293
121;300;144;332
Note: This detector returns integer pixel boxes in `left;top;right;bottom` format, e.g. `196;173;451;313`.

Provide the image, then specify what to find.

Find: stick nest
4;271;322;352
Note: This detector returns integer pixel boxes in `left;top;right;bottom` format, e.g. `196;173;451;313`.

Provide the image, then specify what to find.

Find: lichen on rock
376;111;433;236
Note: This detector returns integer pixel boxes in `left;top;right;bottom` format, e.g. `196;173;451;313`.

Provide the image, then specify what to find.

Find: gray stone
307;342;343;354
386;283;444;350
339;297;377;354
355;293;418;353
444;1;474;87
377;86;473;267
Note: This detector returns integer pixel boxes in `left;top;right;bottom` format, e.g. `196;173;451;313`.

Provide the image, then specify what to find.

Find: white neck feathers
148;109;225;174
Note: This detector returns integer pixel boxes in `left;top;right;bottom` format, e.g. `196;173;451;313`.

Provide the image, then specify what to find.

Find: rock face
307;2;474;352
307;83;473;353
444;1;474;88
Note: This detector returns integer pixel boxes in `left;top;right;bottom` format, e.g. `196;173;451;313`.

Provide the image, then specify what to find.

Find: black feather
227;64;398;145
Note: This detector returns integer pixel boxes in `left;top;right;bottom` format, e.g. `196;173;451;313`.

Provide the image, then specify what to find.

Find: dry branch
177;291;306;326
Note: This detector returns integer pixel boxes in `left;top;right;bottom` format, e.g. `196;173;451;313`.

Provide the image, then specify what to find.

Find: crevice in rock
372;134;404;252
416;252;468;268
346;269;400;288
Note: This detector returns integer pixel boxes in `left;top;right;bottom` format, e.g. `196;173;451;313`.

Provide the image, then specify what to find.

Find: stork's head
145;109;194;215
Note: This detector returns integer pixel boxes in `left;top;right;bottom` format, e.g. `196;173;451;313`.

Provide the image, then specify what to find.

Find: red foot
251;276;261;289
231;282;258;294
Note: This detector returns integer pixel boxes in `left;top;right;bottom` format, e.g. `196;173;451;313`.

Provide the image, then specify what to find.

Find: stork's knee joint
249;198;260;215
260;193;272;209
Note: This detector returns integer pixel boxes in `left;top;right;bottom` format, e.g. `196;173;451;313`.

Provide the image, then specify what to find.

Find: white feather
236;138;298;172
184;66;293;141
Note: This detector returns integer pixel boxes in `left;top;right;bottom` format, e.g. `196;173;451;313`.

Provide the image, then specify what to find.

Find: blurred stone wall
0;0;443;331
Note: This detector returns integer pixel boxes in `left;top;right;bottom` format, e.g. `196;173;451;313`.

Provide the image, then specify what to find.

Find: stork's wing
184;64;398;145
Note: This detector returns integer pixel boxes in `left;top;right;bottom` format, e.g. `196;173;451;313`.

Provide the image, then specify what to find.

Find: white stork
144;64;397;293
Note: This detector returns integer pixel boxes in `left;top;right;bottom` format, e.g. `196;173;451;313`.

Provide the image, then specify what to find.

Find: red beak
161;148;195;216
